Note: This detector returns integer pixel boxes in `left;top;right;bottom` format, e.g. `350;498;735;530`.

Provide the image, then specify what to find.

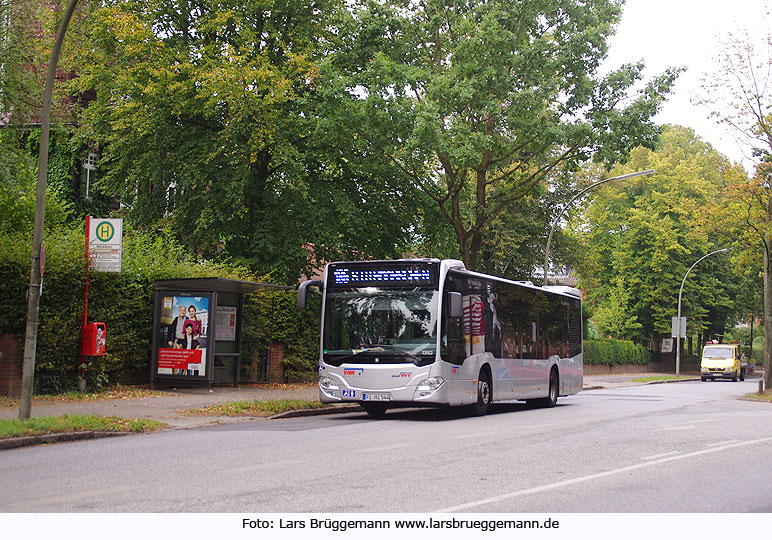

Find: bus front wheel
471;370;491;416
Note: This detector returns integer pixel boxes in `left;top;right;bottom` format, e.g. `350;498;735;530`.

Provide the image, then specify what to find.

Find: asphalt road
1;378;770;513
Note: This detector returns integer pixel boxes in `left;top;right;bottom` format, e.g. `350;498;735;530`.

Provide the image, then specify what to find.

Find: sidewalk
0;373;698;448
0;384;329;429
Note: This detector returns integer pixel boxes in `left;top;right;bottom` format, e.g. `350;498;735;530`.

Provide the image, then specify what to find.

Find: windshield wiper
327;347;388;364
324;346;432;366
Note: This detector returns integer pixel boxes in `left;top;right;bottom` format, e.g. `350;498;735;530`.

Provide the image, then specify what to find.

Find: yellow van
700;343;744;382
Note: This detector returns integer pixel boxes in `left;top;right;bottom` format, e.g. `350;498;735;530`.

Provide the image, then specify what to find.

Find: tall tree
572;126;743;343
700;31;772;389
321;0;679;271
71;0;423;282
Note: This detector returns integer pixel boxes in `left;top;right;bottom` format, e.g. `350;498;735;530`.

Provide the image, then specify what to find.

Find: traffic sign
88;218;123;272
671;317;686;338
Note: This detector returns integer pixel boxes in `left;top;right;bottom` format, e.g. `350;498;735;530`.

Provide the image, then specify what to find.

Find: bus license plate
362;393;391;401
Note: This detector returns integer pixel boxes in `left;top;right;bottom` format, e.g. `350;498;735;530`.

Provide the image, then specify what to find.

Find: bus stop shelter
151;278;292;388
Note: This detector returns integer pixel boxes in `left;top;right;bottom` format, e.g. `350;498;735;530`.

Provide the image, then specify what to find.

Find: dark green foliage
0;224;320;391
584;339;653;366
0;130;73;236
242;288;321;382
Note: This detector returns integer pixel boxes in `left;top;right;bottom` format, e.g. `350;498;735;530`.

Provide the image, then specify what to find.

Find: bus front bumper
318;375;448;405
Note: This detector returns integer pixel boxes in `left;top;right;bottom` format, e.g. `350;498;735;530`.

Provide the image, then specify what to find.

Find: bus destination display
329;264;435;287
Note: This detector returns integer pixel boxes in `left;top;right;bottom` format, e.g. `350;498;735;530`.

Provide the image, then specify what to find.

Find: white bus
297;259;583;417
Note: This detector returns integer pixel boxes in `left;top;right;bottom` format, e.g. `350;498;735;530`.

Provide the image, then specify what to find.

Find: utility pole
19;0;80;419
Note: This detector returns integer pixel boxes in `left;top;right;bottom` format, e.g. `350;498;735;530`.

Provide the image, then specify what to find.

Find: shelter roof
154;278;292;295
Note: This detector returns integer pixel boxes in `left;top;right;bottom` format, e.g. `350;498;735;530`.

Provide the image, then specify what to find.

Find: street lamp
543;169;655;286
675;248;730;376
19;0;80;419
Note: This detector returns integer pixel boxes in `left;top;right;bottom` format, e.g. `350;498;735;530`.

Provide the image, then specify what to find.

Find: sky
602;0;771;171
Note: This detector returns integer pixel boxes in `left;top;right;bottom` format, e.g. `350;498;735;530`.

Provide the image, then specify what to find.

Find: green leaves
327;0;677;270
573;126;739;341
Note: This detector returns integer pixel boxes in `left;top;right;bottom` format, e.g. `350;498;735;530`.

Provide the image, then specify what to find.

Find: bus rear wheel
533;368;558;408
361;402;388;418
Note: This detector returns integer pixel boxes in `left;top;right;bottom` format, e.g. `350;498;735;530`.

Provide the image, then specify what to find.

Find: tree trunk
764;247;772;390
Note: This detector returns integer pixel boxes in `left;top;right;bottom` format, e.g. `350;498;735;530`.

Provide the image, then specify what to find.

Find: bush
742;344;764;365
0;224;320;391
242;287;321;382
584;339;653;366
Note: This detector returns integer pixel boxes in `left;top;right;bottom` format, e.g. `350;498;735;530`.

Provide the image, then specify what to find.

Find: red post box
81;322;106;356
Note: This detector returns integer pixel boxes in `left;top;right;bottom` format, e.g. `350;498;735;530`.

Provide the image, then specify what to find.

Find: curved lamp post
20;0;80;419
675;248;730;376
543;169;655;286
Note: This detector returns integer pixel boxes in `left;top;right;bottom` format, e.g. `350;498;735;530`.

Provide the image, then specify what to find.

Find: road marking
434;436;772;513
708;440;739;447
221;459;302;473
358;443;412;453
659;418;714;431
520;423;553;430
641;451;681;461
453;432;494;439
12;486;134;509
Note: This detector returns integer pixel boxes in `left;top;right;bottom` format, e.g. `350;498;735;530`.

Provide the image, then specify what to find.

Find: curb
0;430;129;451
269;404;362;419
583;377;701;391
0;404;363;450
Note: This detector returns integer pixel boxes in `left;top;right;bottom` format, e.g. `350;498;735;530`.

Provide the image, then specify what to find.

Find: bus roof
448;267;582;299
324;259;582;299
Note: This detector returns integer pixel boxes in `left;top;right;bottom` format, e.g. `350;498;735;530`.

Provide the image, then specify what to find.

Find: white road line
669;418;714;427
357;443;413;453
641;451;681;461
660;418;715;431
453;432;494;439
221;459;302;473
434;436;772;513
708;440;739;447
10;486;134;509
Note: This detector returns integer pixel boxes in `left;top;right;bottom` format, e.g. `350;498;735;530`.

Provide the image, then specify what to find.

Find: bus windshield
323;288;439;363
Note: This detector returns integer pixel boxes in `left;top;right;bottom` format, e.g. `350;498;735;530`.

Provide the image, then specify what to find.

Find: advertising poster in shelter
156;295;209;376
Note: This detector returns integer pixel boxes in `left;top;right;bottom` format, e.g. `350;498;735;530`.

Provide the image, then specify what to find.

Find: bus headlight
319;377;339;391
416;377;444;392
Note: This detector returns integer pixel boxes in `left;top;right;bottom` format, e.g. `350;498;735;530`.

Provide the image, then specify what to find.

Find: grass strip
744;391;772;403
186;399;332;417
0;414;167;439
629;375;689;383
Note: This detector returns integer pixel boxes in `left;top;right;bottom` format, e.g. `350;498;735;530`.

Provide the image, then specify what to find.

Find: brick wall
0;334;23;397
583;362;665;376
268;342;284;383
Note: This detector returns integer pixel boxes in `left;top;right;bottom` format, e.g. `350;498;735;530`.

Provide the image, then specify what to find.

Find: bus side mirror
297;280;322;310
447;291;463;319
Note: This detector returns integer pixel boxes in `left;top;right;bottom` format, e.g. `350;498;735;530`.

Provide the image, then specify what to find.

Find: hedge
583;339;653;366
0;225;320;392
742;345;764;365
